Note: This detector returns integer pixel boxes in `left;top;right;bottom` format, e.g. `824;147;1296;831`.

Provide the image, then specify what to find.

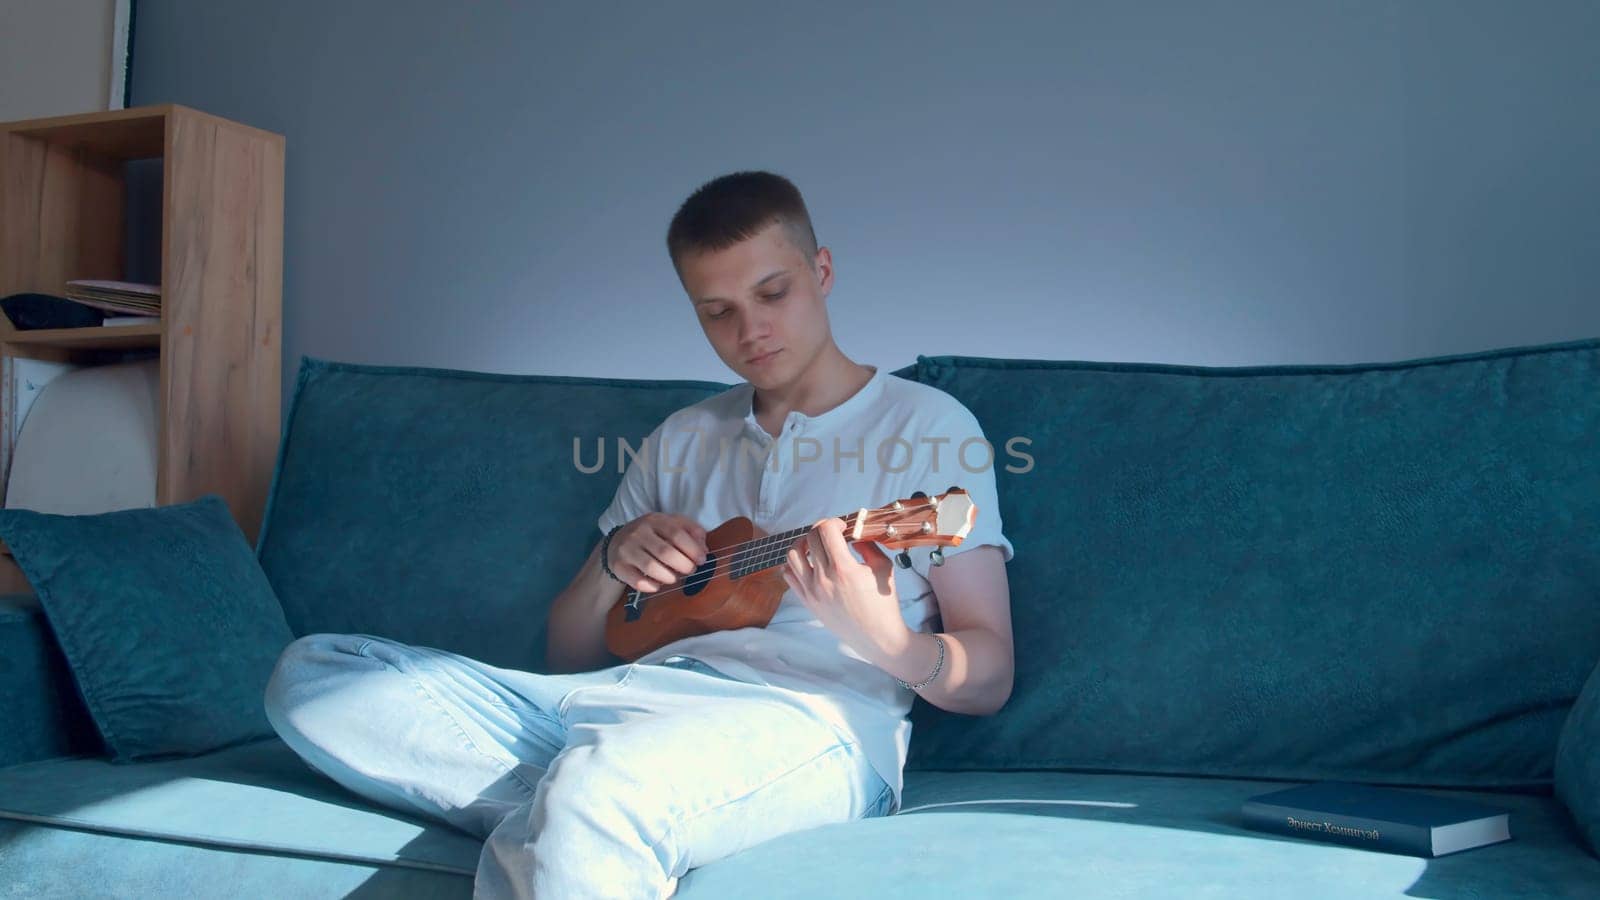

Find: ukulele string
623;528;854;605
624;511;874;603
713;498;936;559
623;506;928;604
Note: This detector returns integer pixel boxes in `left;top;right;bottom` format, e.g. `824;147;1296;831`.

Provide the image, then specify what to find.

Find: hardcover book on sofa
1242;781;1512;857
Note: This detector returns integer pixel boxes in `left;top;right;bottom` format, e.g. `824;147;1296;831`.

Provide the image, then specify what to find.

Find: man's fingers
802;527;824;569
668;515;708;549
812;518;855;570
643;531;699;578
783;568;815;608
662;527;708;569
803;518;858;575
854;540;891;571
618;542;677;589
639;558;677;588
787;544;812;579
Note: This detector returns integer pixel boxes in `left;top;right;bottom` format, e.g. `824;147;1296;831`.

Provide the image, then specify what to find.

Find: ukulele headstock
849;486;976;551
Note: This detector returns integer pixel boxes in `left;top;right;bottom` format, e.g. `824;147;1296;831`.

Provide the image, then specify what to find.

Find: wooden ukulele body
604;516;788;661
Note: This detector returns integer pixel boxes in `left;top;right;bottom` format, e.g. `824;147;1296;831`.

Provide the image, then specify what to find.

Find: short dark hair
666;171;819;278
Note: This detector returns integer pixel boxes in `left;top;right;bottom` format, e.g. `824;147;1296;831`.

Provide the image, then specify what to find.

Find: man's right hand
608;514;709;592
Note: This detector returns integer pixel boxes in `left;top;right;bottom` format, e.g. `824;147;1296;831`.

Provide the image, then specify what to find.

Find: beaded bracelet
599;524;625;584
896;633;946;690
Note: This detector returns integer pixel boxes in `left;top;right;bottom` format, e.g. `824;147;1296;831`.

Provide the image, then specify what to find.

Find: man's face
678;222;834;390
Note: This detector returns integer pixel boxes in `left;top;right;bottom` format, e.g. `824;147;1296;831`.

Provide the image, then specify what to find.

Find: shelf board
0;322;162;349
1;104;286;162
2;105;170;160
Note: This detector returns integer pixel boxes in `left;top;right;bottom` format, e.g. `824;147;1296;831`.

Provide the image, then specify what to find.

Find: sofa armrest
0;593;103;769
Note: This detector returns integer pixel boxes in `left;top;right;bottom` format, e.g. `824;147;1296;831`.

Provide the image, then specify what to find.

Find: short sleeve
596;420;664;538
908;403;1015;578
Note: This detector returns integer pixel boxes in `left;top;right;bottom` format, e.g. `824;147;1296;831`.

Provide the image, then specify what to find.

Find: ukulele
604;487;978;661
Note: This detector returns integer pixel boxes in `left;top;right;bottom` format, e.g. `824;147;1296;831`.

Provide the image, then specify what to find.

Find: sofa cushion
0;737;481;875
679;772;1599;897
254;356;731;673
901;338;1600;789
0;495;296;761
0;819;473;899
0;593;101;768
6;747;1590;898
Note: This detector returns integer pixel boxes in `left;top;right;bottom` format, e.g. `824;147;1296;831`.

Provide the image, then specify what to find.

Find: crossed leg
263;634;888;899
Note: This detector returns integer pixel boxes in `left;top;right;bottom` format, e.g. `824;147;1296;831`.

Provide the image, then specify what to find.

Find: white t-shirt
595;364;1015;813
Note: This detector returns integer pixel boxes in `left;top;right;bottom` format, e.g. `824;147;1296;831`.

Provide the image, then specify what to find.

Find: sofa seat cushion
0;738;480;876
680;771;1600;898
0;819;472;900
4;745;1594;897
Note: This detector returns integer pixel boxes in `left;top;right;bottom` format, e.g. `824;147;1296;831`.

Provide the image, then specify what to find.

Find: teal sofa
4;339;1600;898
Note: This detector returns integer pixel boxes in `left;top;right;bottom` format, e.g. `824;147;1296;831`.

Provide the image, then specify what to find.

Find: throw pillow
0;494;295;761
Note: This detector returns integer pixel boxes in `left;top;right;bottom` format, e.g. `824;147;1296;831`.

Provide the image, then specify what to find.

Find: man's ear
813;247;834;295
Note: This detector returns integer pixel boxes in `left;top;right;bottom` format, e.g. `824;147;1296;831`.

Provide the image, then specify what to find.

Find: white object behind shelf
4;359;159;514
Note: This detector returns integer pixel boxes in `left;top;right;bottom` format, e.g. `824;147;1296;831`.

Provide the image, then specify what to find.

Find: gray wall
0;0;121;120
129;0;1600;415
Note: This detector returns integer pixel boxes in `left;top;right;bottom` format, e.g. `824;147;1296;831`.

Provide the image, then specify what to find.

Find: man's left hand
782;517;910;659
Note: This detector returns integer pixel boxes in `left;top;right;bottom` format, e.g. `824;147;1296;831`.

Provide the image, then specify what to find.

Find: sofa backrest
254;357;730;672
901;338;1600;790
253;341;1600;791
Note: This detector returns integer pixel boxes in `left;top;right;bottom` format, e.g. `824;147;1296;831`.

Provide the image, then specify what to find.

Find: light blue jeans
262;633;893;899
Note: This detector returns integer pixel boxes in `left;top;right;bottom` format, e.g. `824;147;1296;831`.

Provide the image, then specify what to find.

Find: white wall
128;1;1600;400
0;0;124;120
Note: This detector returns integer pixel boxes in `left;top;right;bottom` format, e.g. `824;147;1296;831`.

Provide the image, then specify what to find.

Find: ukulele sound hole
681;551;719;597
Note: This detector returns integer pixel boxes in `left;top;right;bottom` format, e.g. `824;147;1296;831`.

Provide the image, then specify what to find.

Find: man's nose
737;309;772;344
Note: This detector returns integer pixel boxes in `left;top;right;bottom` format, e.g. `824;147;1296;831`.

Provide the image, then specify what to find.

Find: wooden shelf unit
0;104;284;591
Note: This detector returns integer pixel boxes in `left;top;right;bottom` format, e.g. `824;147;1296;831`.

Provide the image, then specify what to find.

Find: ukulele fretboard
729;524;815;578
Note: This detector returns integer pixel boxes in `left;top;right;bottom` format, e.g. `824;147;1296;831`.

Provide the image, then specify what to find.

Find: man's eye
762;291;787;302
707;309;729;320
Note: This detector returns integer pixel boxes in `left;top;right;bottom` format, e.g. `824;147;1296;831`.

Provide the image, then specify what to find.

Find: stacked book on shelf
63;280;161;318
0;282;161;332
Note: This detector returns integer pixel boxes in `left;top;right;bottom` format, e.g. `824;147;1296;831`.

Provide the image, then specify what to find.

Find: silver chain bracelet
896;633;946;690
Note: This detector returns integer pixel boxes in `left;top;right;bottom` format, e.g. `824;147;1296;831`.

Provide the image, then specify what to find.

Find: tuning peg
895;550;913;569
929;548;945;567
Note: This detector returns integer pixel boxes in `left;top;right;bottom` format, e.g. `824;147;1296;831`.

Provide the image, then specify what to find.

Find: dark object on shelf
0;292;108;330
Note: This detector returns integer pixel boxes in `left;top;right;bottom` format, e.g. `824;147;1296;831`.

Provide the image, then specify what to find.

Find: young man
264;171;1014;900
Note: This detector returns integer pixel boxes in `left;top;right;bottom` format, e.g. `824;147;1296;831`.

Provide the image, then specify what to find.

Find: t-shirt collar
742;365;885;436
